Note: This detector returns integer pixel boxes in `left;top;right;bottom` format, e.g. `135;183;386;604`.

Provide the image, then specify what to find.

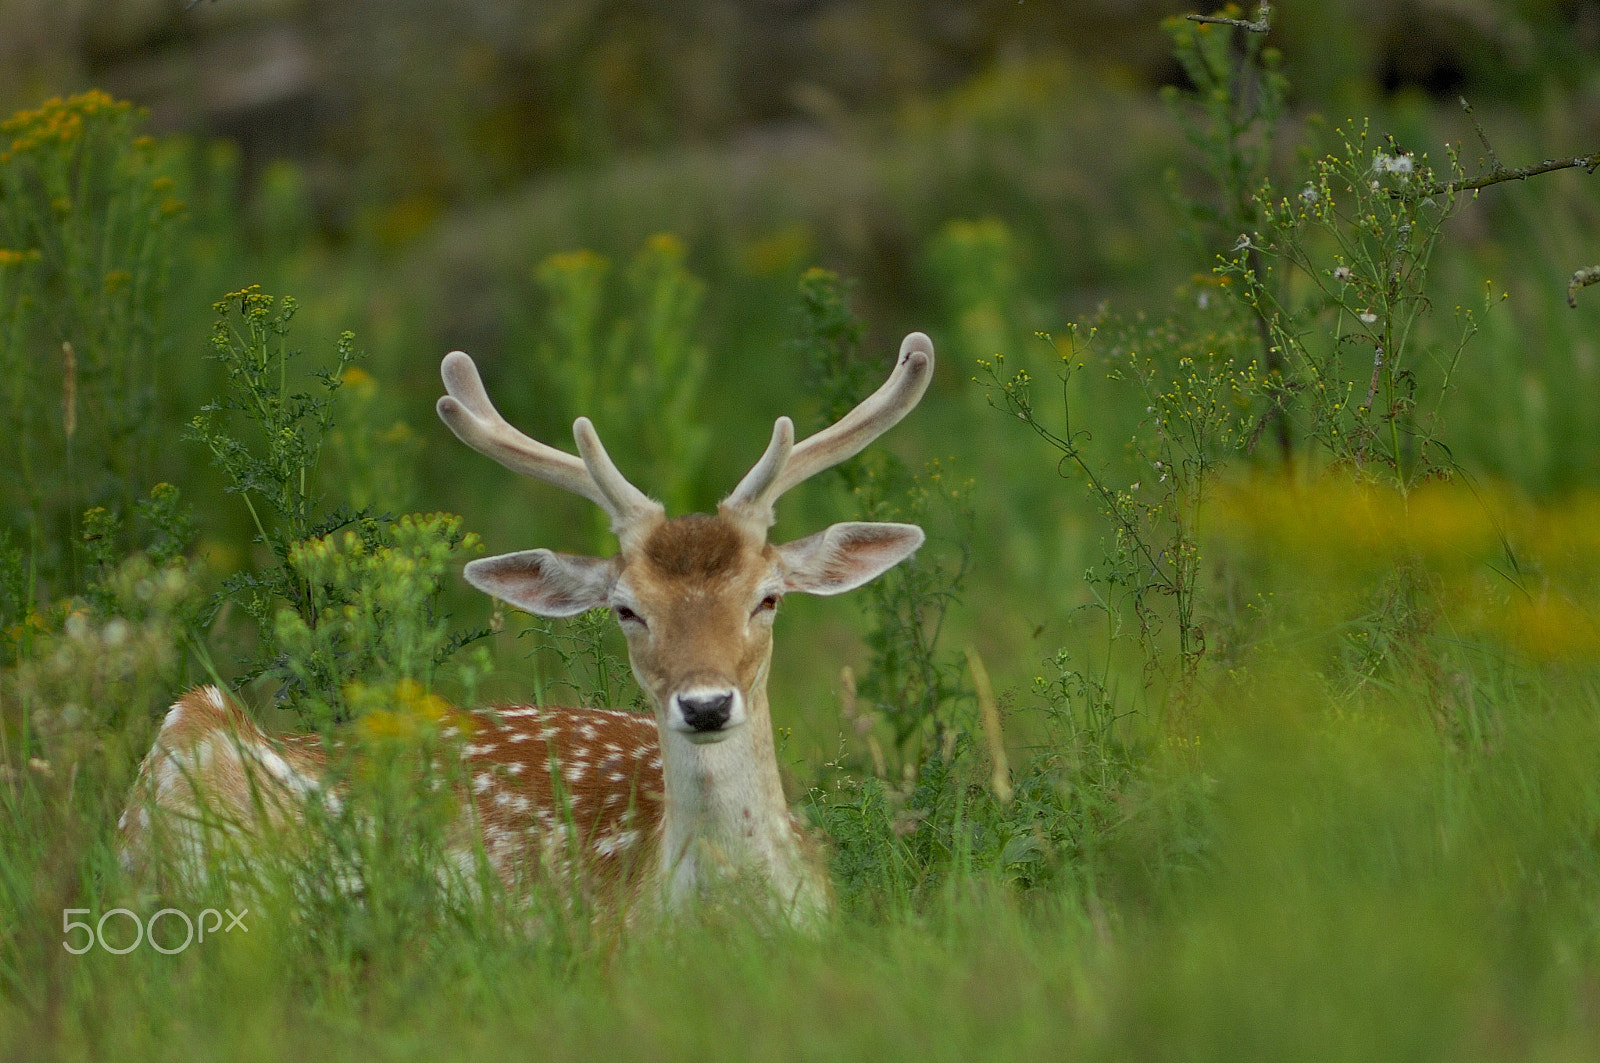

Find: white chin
679;726;737;745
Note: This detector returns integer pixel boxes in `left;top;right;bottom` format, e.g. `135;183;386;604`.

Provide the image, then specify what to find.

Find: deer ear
776;522;925;596
464;550;617;617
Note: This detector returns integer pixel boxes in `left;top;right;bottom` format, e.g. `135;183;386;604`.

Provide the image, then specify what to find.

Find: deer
119;332;936;924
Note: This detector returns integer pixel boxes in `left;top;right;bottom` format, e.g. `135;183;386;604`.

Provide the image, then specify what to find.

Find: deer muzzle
669;687;745;743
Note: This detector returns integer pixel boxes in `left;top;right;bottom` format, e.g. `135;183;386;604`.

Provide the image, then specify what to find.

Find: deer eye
754;594;781;615
614;605;645;627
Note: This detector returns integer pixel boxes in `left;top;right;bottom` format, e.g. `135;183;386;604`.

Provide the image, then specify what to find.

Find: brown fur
119;686;667;890
641;514;745;578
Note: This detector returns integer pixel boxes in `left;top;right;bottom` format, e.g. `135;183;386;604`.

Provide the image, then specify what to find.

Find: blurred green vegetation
4;4;1600;1059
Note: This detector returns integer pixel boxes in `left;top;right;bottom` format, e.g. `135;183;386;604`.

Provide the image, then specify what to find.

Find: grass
4;23;1600;1062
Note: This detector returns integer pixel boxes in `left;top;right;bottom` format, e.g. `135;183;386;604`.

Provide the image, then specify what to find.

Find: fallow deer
119;332;936;923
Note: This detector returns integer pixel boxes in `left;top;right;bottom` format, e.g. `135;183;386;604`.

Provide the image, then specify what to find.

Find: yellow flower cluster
352;678;455;742
213;284;278;322
1;90;134;163
0;248;41;266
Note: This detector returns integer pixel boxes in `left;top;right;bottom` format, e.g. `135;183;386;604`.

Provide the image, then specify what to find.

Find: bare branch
1382;97;1600;199
1417;152;1600;198
1187;3;1271;33
1568;265;1600;309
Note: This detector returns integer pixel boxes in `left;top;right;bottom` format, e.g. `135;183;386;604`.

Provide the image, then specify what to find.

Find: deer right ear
463;550;617;617
776;522;926;596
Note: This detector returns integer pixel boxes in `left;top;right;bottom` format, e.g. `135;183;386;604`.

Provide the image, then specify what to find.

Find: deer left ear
464;549;617;617
776;522;925;596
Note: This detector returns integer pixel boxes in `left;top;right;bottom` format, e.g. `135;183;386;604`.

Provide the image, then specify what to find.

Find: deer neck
653;675;823;915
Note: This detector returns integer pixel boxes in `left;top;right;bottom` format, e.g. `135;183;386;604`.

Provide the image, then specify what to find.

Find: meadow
5;5;1600;1060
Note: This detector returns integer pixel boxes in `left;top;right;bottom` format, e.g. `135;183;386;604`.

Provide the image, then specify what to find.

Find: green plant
273;513;489;729
794;268;974;761
0;91;186;593
188;286;488;724
187;286;363;680
530;233;709;533
519;607;642;712
1219;124;1491;489
979;315;1262;688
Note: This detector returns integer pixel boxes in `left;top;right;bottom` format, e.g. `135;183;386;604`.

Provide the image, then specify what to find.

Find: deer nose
676;691;734;732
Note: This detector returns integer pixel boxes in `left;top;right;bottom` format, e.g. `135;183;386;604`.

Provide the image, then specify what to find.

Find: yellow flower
340;365;376;396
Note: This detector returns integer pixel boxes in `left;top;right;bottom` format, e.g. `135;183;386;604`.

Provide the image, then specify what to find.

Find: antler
724;332;935;522
437;351;663;533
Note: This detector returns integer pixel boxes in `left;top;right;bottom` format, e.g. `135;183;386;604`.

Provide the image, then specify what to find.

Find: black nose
679;692;733;732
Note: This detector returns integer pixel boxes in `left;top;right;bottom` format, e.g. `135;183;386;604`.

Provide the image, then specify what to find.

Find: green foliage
184;286;490;725
187;286;363;677
1220;123;1492;487
190;286;361;547
532;233;709;527
1161;9;1287;248
922;217;1028;367
0;91;186;592
519;607;642;712
79;482;196;617
0;533;26;665
979;313;1263;685
273;513;488;729
793;268;974;759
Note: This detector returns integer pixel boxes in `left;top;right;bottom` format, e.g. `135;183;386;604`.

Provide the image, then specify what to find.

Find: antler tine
437;351;659;530
573;417;663;530
722;417;795;516
725;332;934;517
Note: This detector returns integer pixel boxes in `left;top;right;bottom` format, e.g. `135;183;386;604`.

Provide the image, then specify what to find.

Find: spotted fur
119;685;667;891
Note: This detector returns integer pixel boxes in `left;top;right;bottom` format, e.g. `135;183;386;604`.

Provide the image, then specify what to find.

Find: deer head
436;333;934;746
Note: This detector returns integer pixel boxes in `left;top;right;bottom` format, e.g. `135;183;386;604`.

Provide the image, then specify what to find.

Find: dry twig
1568;266;1600;309
1187;3;1271;33
1413;98;1598;197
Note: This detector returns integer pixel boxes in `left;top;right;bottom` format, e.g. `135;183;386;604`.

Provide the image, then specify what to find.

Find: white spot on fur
594;830;639;856
256;746;317;795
